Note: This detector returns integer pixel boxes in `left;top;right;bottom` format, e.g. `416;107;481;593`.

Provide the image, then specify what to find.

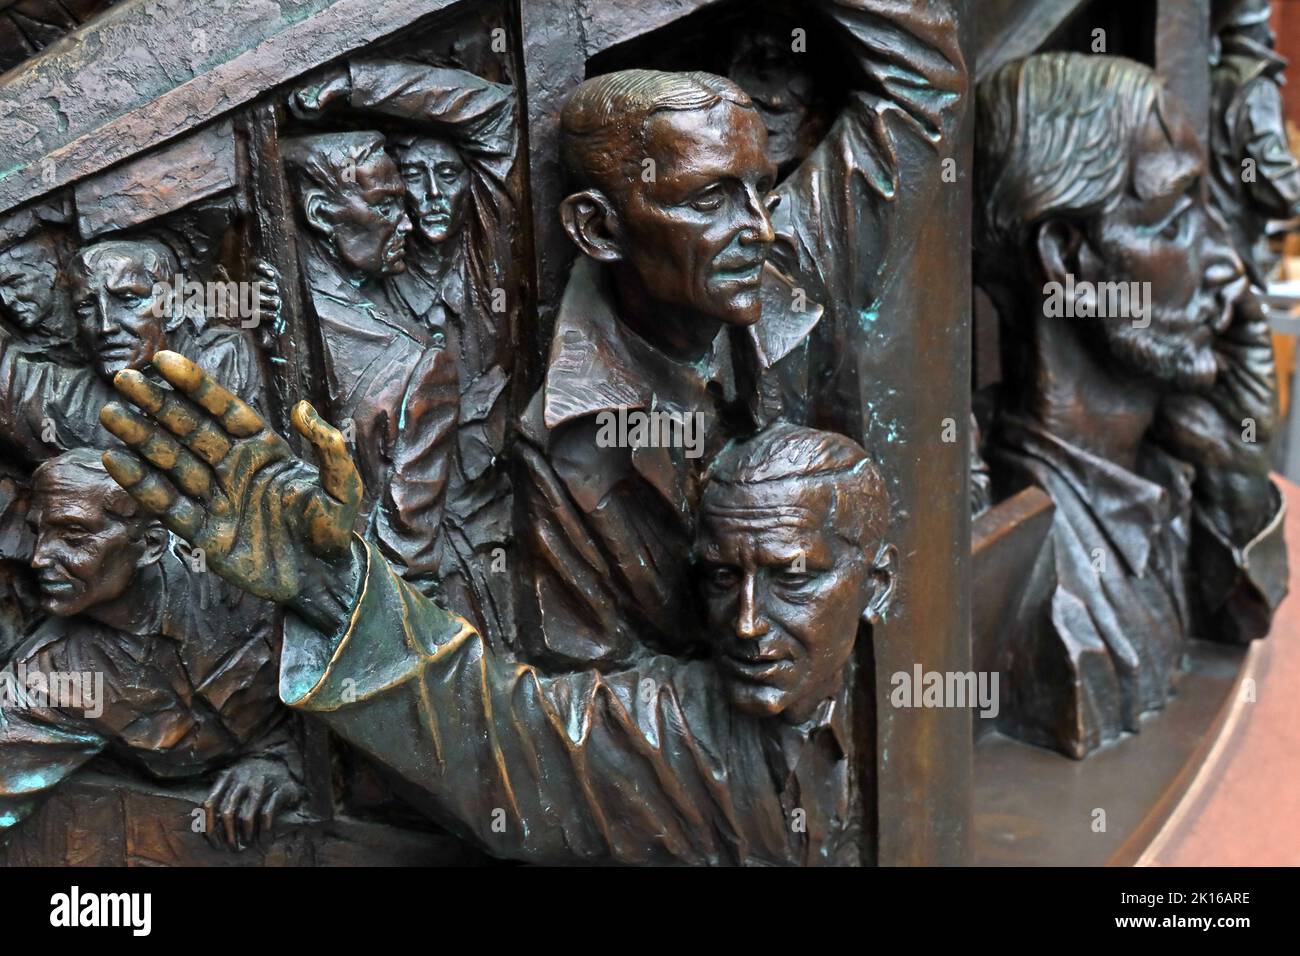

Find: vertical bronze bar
1157;0;1212;145
243;101;323;446
870;3;974;864
242;101;334;823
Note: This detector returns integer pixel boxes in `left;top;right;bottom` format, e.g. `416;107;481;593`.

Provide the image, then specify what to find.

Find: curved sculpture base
973;639;1259;866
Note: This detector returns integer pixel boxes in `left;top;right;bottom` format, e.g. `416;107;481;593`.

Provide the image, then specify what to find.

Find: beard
1086;300;1219;391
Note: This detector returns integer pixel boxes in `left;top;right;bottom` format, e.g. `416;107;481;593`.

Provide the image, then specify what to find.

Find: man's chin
710;298;763;328
723;680;791;718
39;595;83;618
418;222;454;245
96;358;138;381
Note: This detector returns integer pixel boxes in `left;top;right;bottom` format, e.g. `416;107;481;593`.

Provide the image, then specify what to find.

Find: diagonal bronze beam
974;0;1091;82
0;0;460;215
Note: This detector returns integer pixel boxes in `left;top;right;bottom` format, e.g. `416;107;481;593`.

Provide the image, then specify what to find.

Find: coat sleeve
770;0;966;309
1238;76;1300;219
279;537;771;865
0;686;106;833
346;60;516;178
372;341;460;576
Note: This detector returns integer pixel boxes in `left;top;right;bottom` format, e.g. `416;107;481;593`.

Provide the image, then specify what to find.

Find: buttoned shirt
517;257;821;668
990;413;1287;756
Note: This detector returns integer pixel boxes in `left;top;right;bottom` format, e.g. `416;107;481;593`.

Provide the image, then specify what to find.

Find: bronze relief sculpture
975;52;1286;757
0;447;297;846
284;59;518;645
100;362;892;863
517;68;822;669
0;0;1291;868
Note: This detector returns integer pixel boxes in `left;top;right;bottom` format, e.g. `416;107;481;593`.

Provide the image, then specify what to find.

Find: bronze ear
1033;218;1084;286
559;189;623;263
302;189;335;238
138;523;171;568
863;543;898;625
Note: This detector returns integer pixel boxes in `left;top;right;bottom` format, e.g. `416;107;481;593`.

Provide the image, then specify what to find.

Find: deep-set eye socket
706;565;741;590
690;185;726;212
774;569;816;589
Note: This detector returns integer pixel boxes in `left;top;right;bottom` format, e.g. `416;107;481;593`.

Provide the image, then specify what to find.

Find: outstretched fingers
102;449;205;541
290;401;362;556
112;369;233;466
100;401;218;504
153;351;267;438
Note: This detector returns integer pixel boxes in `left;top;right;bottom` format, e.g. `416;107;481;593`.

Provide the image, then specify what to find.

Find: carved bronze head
27;448;167;618
1214;0;1274;49
559;69;778;331
70;239;176;381
283;131;413;278
975;53;1242;392
695;424;895;723
391;134;471;246
0;233;62;332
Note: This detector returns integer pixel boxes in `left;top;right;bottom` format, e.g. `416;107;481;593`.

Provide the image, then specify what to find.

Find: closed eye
775;571;816;588
690;185;725;212
1157;196;1194;240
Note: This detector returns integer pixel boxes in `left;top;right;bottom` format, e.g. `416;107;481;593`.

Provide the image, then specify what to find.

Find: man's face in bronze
1073;96;1238;390
71;246;169;381
695;480;879;722
397;138;470;245
0;235;59;332
28;476;151;618
317;150;413;277
615;101;778;327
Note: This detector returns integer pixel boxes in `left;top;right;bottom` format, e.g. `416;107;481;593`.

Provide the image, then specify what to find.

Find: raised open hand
99;351;362;604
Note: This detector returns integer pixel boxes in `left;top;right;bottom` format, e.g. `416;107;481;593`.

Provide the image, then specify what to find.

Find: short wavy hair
72;238;178;288
31;448;140;523
974;53;1167;310
703;422;889;550
283;130;389;203
561;69;755;198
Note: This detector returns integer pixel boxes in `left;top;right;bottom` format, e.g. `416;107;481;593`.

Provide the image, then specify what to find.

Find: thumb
291;401;363;509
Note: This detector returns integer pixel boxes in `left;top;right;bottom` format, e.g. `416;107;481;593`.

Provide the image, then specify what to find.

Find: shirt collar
303;242;429;345
542;257;822;430
388;240;467;319
994;413;1193;574
770;689;851;777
